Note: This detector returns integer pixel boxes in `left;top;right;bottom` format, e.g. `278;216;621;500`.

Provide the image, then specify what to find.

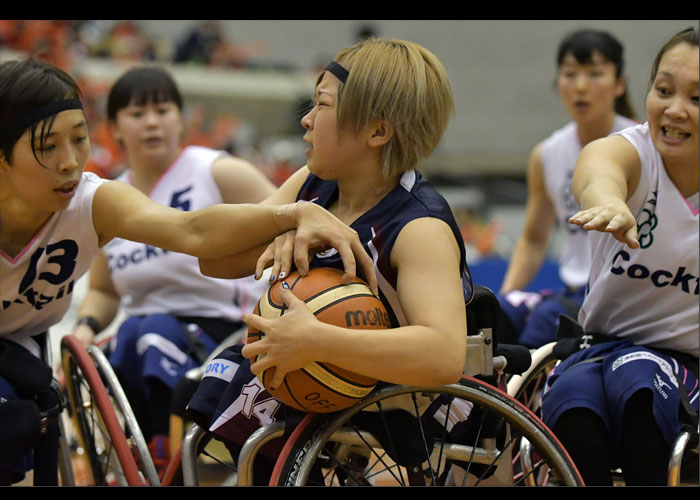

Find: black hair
0;58;83;166
106;66;183;122
648;26;699;91
556;29;636;120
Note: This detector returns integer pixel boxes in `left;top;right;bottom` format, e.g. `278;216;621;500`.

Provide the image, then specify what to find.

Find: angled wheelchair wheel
60;334;157;486
270;376;583;486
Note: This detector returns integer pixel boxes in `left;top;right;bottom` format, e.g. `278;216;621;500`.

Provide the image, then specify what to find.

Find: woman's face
645;43;699;168
112;100;184;168
557;50;625;126
300;72;366;180
1;109;90;213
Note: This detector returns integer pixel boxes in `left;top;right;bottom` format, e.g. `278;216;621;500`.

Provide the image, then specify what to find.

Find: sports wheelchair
176;286;585;486
49;286;585;486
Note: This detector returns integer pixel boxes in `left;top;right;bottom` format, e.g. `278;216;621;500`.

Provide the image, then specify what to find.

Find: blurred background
1;19;696;297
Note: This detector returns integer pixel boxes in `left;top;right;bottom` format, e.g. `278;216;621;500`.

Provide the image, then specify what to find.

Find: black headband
324;61;349;84
10;98;84;138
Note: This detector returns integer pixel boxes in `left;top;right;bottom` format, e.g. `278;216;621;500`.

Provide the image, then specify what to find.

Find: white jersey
0;172;106;356
540;115;639;288
579;123;699;356
105;145;267;323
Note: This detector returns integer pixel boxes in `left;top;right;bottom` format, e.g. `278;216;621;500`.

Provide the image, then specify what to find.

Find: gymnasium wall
139;19;697;176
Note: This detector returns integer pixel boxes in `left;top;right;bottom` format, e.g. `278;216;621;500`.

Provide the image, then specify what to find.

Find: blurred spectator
0;20;277;180
90;21;157;61
354;23;379;41
0;20;80;71
173;20;266;69
174;21;222;65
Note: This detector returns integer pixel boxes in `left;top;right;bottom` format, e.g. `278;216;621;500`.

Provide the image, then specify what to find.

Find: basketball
247;267;389;413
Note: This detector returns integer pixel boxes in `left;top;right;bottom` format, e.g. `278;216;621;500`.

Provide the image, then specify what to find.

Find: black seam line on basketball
264;290;285;312
315;361;376;388
300;366;365;400
309;293;377;317
290;275;303;289
282;375;308;411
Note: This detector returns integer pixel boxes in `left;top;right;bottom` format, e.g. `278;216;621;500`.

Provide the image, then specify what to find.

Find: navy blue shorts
541;340;699;459
109;314;218;399
498;287;585;348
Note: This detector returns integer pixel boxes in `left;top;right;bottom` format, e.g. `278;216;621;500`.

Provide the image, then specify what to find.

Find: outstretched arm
197;166;310;279
198;166;378;294
92;174;376;292
569;135;642;249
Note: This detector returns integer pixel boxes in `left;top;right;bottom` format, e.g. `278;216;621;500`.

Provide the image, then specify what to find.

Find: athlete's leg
553;407;613;485
620;389;670;485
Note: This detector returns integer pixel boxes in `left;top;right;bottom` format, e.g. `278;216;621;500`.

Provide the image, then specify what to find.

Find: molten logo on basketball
345;307;390;328
250;268;385;412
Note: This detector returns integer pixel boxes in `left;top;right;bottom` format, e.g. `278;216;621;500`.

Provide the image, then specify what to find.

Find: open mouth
662;126;691;140
143;137;164;147
55;183;77;196
574;101;590;111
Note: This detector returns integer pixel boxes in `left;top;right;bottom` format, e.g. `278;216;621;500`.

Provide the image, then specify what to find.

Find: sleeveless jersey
105;145;267;322
540;115;638;288
578;123;699;356
296;170;473;327
0;172;106;356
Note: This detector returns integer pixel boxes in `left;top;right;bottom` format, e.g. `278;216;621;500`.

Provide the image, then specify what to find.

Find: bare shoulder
211;155;276;203
581;134;640;163
391;216;461;268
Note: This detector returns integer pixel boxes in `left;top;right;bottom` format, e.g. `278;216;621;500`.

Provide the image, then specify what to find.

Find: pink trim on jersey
0;215;55;264
680;191;700;217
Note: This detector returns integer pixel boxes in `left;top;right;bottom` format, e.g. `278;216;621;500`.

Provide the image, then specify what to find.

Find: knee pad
0;399;41;463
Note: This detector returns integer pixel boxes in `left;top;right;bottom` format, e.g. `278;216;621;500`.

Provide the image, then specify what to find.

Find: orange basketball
247;267;389;413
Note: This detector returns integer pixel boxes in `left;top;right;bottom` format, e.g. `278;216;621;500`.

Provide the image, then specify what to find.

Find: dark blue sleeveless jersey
296;170;473;328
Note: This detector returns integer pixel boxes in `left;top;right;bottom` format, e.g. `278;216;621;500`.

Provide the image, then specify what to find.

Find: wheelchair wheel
270;376;583;486
60;335;156;486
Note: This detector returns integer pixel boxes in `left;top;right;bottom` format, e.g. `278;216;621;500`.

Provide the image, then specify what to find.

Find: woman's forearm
312;322;466;387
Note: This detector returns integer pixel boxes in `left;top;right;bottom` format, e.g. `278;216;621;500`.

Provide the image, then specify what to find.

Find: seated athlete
0;57;373;485
541;27;699;486
186;37;474;483
71;66;275;469
498;29;638;349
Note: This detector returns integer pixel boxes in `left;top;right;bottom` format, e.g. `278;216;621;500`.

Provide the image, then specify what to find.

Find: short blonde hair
324;38;454;178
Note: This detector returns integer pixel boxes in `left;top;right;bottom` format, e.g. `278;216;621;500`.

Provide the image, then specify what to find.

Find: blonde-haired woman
187;38;473;483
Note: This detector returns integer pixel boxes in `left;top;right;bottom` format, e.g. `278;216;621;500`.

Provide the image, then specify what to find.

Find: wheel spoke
272;381;584;486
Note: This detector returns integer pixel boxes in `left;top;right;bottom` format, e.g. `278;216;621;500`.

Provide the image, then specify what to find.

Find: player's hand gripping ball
247;267;389;413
